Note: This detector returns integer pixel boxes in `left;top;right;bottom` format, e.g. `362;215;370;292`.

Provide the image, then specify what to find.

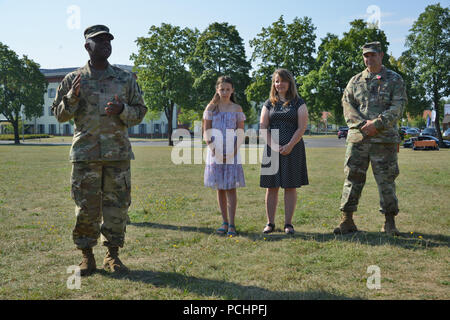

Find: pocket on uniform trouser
370;144;399;215
124;171;131;207
102;161;131;208
344;143;369;184
100;161;130;247
71;163;102;211
370;144;399;183
71;162;103;248
70;165;80;202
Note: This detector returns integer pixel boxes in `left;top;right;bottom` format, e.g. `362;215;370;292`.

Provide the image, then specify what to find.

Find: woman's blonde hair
208;76;236;112
269;69;299;106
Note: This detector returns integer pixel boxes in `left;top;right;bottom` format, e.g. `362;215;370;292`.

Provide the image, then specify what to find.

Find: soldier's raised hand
72;74;81;97
106;95;124;115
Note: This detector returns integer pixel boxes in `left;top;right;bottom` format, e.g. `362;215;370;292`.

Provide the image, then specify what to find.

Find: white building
27;65;177;137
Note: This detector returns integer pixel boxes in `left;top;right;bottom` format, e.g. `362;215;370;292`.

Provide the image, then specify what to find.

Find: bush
0;134;51;141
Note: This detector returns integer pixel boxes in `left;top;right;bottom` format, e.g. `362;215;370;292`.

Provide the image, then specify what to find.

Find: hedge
0;134;51;140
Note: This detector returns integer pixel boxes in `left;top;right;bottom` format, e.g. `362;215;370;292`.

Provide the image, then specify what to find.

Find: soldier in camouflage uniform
334;42;407;236
52;25;147;275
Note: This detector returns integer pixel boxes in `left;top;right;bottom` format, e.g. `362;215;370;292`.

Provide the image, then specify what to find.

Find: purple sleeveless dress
203;110;246;190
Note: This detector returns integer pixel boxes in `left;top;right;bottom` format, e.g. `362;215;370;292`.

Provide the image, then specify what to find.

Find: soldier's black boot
79;248;96;277
381;213;400;236
333;212;358;234
103;247;129;274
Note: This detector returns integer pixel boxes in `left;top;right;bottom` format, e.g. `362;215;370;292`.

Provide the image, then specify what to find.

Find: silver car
443;128;450;138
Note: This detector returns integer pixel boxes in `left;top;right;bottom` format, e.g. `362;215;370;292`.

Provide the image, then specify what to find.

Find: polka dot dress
260;97;309;189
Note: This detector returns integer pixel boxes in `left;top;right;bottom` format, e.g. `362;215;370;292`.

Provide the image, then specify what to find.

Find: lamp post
21;106;25;143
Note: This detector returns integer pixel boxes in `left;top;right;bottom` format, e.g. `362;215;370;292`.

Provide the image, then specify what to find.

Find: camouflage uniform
52;61;147;249
340;44;407;216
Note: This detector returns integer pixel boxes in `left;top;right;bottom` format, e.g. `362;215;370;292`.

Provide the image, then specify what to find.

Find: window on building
48;107;54;116
48;88;56;99
139;124;147;135
49;124;56;135
154;123;160;133
64;124;71;135
38;124;45;134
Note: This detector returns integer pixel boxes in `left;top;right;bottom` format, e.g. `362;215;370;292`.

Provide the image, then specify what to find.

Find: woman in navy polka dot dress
259;69;309;235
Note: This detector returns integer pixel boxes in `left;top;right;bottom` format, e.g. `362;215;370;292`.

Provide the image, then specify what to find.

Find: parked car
338;126;349;139
405;128;420;137
403;135;450;149
443;128;450;138
420;127;437;137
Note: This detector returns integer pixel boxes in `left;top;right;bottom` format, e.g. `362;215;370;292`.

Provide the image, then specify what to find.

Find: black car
403;135;450;149
405;128;420;137
338;126;349;139
420;127;437;137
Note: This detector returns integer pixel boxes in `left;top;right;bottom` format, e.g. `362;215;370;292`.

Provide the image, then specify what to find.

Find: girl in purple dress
203;76;246;237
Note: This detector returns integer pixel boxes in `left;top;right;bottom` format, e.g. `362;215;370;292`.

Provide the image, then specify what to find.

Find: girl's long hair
203;76;237;136
208;76;236;113
269;69;299;107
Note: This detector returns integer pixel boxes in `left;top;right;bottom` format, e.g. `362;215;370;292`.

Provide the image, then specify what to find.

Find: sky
0;0;447;69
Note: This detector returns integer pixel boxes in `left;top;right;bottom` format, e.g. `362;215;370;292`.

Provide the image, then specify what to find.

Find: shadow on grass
97;269;360;300
131;222;449;250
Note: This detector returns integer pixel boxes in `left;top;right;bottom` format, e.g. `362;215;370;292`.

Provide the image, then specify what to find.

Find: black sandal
263;223;275;234
284;224;295;235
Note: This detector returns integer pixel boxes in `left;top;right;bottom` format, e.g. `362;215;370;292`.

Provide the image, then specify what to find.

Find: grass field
0;144;448;300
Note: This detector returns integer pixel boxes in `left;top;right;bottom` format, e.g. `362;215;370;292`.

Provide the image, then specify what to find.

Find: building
26;66;177;137
443;104;450;131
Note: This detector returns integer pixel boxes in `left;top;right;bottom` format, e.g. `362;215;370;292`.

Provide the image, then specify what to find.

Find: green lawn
0;144;448;299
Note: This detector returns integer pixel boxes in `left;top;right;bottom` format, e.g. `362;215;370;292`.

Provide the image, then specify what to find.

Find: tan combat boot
103;247;129;274
381;213;400;236
79;248;96;276
333;212;358;234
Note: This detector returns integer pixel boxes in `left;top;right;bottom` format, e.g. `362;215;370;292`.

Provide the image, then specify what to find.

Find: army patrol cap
362;41;382;54
84;25;114;41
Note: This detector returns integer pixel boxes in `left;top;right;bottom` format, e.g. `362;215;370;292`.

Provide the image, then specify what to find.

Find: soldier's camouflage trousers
340;142;399;215
71;160;131;249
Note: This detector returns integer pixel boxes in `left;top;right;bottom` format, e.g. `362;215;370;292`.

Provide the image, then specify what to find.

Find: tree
0;42;47;144
177;108;201;131
131;23;198;146
404;3;449;146
189;22;251;114
390;54;430;119
299;20;391;124
247;16;317;107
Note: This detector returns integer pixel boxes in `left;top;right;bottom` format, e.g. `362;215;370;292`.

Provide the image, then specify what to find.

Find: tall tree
189;22;251;114
404;3;449;145
299;20;391;124
247;16;317;107
131;23;198;146
390;54;430;119
0;42;47;144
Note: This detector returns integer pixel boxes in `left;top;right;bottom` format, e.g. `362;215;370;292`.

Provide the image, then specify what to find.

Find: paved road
303;137;347;148
1;136;348;148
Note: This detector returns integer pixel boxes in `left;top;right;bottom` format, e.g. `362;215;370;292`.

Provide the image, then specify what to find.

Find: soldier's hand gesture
361;120;378;137
106;95;124;115
72;74;81;97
